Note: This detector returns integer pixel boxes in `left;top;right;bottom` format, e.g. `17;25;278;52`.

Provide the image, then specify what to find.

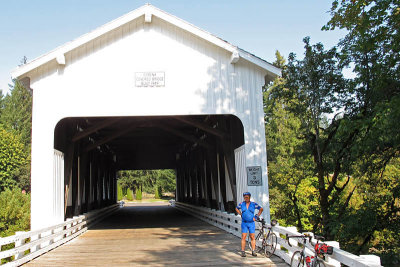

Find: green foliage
267;1;400;265
135;187;142;200
268;40;357;239
322;2;400;265
126;188;133;201
156;170;176;193
265;69;317;231
0;80;32;192
117;183;124;201
0;89;3;115
0;126;27;191
154;186;162;199
272;50;286;69
0;80;32;148
0;188;30;237
117;169;176;195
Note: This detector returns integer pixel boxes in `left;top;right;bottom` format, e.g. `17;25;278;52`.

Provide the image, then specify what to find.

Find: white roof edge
11;4;280;79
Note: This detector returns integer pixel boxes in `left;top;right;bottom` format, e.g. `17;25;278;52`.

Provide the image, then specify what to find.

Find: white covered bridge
1;4;381;267
12;4;279;229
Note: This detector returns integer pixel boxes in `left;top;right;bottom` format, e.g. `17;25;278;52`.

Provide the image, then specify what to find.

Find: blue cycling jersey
236;201;261;222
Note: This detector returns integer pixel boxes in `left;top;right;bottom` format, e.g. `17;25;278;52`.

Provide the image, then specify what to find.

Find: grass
125;196;174;203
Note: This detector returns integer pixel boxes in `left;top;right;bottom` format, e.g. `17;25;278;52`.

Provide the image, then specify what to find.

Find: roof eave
11;4;281;79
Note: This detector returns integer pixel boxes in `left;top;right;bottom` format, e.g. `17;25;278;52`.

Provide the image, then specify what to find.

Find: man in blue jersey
235;192;263;257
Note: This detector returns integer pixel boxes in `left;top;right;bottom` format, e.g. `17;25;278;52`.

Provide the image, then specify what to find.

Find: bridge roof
11;4;281;79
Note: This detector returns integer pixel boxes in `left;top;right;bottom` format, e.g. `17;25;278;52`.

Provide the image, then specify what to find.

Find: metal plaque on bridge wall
247;166;262;186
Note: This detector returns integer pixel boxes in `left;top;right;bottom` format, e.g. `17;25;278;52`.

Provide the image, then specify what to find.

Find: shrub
154;186;162;199
117;183;124;201
135;188;142;200
0;127;27;191
0;188;30;237
126;188;133;201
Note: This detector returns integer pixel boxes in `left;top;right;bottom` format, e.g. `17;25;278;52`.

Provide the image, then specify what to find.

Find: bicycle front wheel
291;251;305;267
314;259;326;267
264;232;277;257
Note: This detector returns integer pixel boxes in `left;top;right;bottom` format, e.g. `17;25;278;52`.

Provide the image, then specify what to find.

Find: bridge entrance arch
11;4;280;229
54;115;245;220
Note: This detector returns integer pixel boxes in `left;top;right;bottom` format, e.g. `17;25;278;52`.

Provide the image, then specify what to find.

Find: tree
323;2;400;264
0;80;32;192
154;186;162;199
117;183;124;201
156;170;176;193
0;80;32;148
324;0;400;169
117;169;176;195
126;188;134;201
0;188;30;237
135;187;142;200
0;89;3;117
265;53;317;231
0;126;27;191
277;38;360;239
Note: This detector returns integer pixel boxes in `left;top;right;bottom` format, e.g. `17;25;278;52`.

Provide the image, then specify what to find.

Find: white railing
173;201;382;267
0;204;120;267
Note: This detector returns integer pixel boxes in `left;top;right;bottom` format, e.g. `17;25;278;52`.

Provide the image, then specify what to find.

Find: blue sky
0;1;347;94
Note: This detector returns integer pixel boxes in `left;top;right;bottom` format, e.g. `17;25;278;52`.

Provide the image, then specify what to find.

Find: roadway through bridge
25;203;287;266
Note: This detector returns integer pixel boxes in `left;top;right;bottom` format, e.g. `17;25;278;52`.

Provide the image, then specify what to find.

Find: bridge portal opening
116;169;177;201
54;115;245;219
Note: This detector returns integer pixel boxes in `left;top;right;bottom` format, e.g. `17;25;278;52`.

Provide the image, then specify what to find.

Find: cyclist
235;192;263;257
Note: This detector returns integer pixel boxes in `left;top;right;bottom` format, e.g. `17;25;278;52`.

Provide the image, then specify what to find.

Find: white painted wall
25;15;271;229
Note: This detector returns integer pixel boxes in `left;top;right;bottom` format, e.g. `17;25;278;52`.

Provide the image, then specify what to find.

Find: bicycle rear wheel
264;232;277;257
290;251;305;267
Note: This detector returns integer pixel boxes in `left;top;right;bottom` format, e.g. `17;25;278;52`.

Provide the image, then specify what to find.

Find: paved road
25;202;287;266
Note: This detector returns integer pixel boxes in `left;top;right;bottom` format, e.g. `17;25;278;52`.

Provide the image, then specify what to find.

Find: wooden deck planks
24;203;287;266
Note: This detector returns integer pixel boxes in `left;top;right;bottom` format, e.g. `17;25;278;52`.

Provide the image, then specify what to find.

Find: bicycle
286;233;333;267
247;218;278;257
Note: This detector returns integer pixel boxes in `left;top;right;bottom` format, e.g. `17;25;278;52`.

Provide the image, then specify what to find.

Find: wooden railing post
14;231;26;260
325;241;340;267
30;233;40;253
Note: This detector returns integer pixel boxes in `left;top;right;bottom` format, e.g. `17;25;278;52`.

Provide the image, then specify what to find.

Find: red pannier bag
315;243;334;255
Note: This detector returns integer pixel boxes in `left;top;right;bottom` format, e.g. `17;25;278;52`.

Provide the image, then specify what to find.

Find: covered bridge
11;4;280;230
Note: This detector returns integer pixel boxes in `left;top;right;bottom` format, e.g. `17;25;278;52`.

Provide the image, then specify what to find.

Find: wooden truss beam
174;116;229;139
83;125;136;153
72;118;122;142
158;124;211;149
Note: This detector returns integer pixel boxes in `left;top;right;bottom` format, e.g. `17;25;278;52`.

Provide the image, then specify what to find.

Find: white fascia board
150;8;236;53
11;4;280;79
237;49;281;76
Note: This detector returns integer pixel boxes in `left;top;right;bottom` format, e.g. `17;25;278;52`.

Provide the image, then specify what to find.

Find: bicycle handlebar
286;234;292;247
255;218;266;224
286;233;313;247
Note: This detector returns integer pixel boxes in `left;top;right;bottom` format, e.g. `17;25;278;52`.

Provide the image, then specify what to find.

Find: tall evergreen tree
0;80;32;148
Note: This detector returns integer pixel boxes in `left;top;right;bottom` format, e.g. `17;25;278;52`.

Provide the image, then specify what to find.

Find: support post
218;150;228;210
207;148;220;210
14;231;26;260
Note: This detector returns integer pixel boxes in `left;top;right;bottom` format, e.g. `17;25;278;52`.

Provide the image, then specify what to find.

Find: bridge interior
25;203;286;266
54;115;245;219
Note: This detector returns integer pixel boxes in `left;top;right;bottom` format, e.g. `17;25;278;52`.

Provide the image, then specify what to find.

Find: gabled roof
11;4;281;79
